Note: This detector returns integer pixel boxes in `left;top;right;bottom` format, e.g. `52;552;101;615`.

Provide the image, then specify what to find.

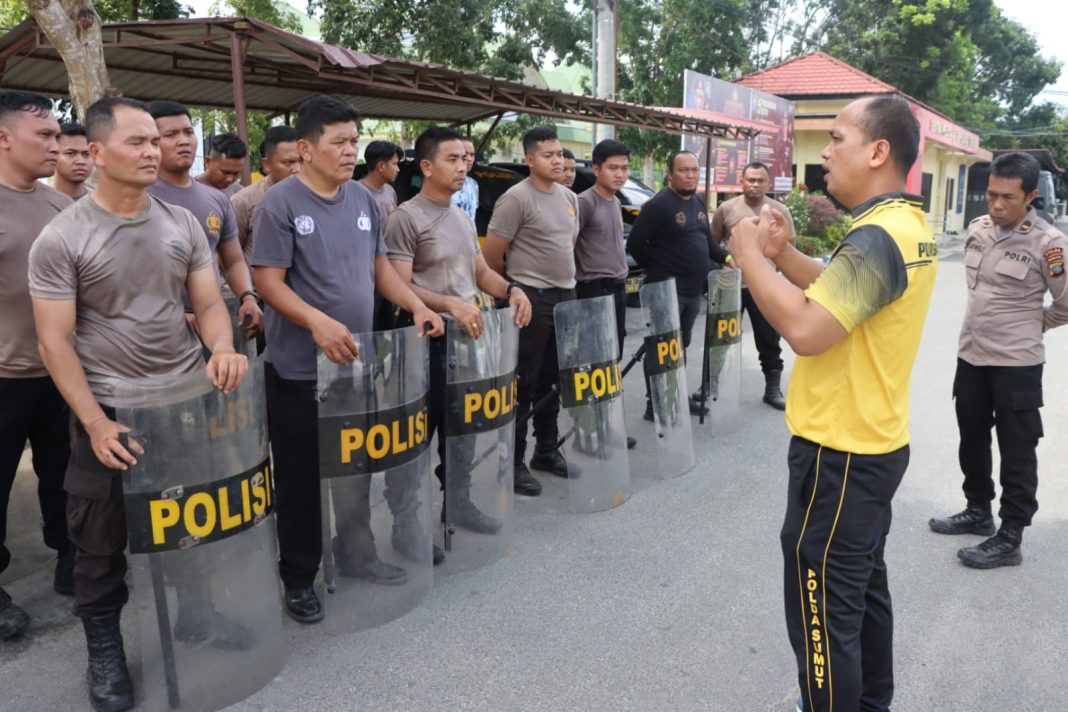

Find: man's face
91;106;161;189
668;153;700;195
422;138;467;195
593;154;629;193
821;100;877;209
204;153;244;189
0;107;61;182
300;122;358;186
262;141;301;183
57;134;92;185
559;157;577;188
741;167;769;202
986;175;1038;227
461;140;476;172
526;139;563;183
380;154;400;183
154;113;196;174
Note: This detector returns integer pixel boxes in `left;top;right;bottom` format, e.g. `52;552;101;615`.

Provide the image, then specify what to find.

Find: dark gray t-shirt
148;177;238;256
251;178;386;380
575;187;627;281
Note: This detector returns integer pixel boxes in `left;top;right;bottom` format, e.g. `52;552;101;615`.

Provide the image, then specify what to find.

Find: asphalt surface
3;239;1068;711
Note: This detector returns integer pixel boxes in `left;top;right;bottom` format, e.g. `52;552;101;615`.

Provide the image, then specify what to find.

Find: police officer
252;96;443;624
711;161;796;410
483;127;580;496
231;125;301;264
929;151;1068;569
627;150;731;419
731;96;935;712
0;92;73;642
29;97;250;712
385;126;531;563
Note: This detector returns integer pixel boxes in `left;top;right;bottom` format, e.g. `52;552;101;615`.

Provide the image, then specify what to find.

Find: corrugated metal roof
0;17;759;139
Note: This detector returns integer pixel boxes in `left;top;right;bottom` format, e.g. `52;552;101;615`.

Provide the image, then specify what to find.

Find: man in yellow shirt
730;96;936;712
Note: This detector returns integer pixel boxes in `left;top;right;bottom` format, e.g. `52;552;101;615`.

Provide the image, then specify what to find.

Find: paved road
2;251;1067;711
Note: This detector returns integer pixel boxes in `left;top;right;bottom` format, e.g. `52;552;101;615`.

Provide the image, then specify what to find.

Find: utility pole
592;0;616;145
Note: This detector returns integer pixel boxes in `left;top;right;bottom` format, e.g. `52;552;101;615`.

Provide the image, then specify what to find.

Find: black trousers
953;358;1043;527
576;278;627;360
513;284;575;463
0;376;70;576
742;287;784;375
782;437;909;712
64;406;128;617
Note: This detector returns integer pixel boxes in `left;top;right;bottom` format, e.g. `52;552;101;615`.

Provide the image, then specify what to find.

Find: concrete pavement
2;255;1067;711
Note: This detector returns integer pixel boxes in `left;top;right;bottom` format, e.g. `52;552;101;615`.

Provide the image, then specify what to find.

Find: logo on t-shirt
357;210;371;232
205;211;222;234
294;215;315;236
675;211;687;226
567;206;576;218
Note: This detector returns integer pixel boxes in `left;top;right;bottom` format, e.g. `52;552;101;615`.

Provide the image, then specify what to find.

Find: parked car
1035;170;1058;226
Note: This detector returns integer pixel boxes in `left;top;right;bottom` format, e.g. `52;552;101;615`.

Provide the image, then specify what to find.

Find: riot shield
442;307;517;573
223;290;254;357
317;325;432;632
554;295;631;513
703;268;742;433
115;360;284;712
640;278;695;478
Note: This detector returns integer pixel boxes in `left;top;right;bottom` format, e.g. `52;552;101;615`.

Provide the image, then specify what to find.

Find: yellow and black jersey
786;192;937;455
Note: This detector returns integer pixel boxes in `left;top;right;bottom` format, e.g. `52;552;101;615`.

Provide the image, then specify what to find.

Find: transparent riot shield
703;269;743;433
115;360;284;712
640;278;695;478
554;295;631;513
442;307;517;573
223;291;254;357
317;325;432;632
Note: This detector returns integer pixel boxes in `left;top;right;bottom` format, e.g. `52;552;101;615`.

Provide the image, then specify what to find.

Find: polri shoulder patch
1044;246;1064;278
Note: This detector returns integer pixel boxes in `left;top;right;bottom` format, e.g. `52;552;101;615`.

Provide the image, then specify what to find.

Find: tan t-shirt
0;182;72;378
385;193;480;302
28;195;214;405
231;175;277;263
487;177;578;289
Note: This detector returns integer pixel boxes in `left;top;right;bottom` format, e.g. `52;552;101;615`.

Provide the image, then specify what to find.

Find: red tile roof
737;51;898;97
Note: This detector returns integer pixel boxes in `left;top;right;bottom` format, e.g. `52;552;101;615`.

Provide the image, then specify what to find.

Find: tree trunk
23;0;114;118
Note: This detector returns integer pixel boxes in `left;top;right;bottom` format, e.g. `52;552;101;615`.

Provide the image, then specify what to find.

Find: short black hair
295;95;360;143
414;127;462;175
0;91;53;125
562;148;575;161
209;132;247;159
742;161;769;176
364;140;404;171
85;97;151;142
666;150;698;173
60;122;87;138
854;96;920;180
592;139;630;167
259;125;298;158
147;100;190;120
990;151;1041;195
522;127;558;156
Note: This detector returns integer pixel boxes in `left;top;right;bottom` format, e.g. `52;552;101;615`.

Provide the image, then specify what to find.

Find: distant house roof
993;148;1066;174
736;51;898;98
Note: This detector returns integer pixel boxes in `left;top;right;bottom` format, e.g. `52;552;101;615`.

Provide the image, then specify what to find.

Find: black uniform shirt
626;187;728;296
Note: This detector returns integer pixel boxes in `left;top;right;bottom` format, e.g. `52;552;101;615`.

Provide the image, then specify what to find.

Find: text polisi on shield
559;360;624;408
444;370;518;437
318;396;430;479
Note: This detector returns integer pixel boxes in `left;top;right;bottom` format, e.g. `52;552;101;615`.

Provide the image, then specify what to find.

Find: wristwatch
505;282;520;297
239;290;257;303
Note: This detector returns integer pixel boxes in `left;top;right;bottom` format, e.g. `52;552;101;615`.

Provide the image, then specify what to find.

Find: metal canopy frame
0;17;762;183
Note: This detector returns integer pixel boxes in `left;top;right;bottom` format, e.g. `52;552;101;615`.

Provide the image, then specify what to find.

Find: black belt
579;277;627;288
511;281;576;297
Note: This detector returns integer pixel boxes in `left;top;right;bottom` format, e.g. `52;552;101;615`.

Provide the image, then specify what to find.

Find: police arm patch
1045;247;1064;278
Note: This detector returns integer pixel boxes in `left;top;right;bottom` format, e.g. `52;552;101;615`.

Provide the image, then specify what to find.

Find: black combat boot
449;490;502;535
763;370;786;410
81;612;134;712
928;506;996;536
530;446;578;478
513;461;542;496
0;587;30;640
643;400;654;422
391;511;431;563
53;546;75;596
173;579;256;651
331;537;408;585
958;524;1023;569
